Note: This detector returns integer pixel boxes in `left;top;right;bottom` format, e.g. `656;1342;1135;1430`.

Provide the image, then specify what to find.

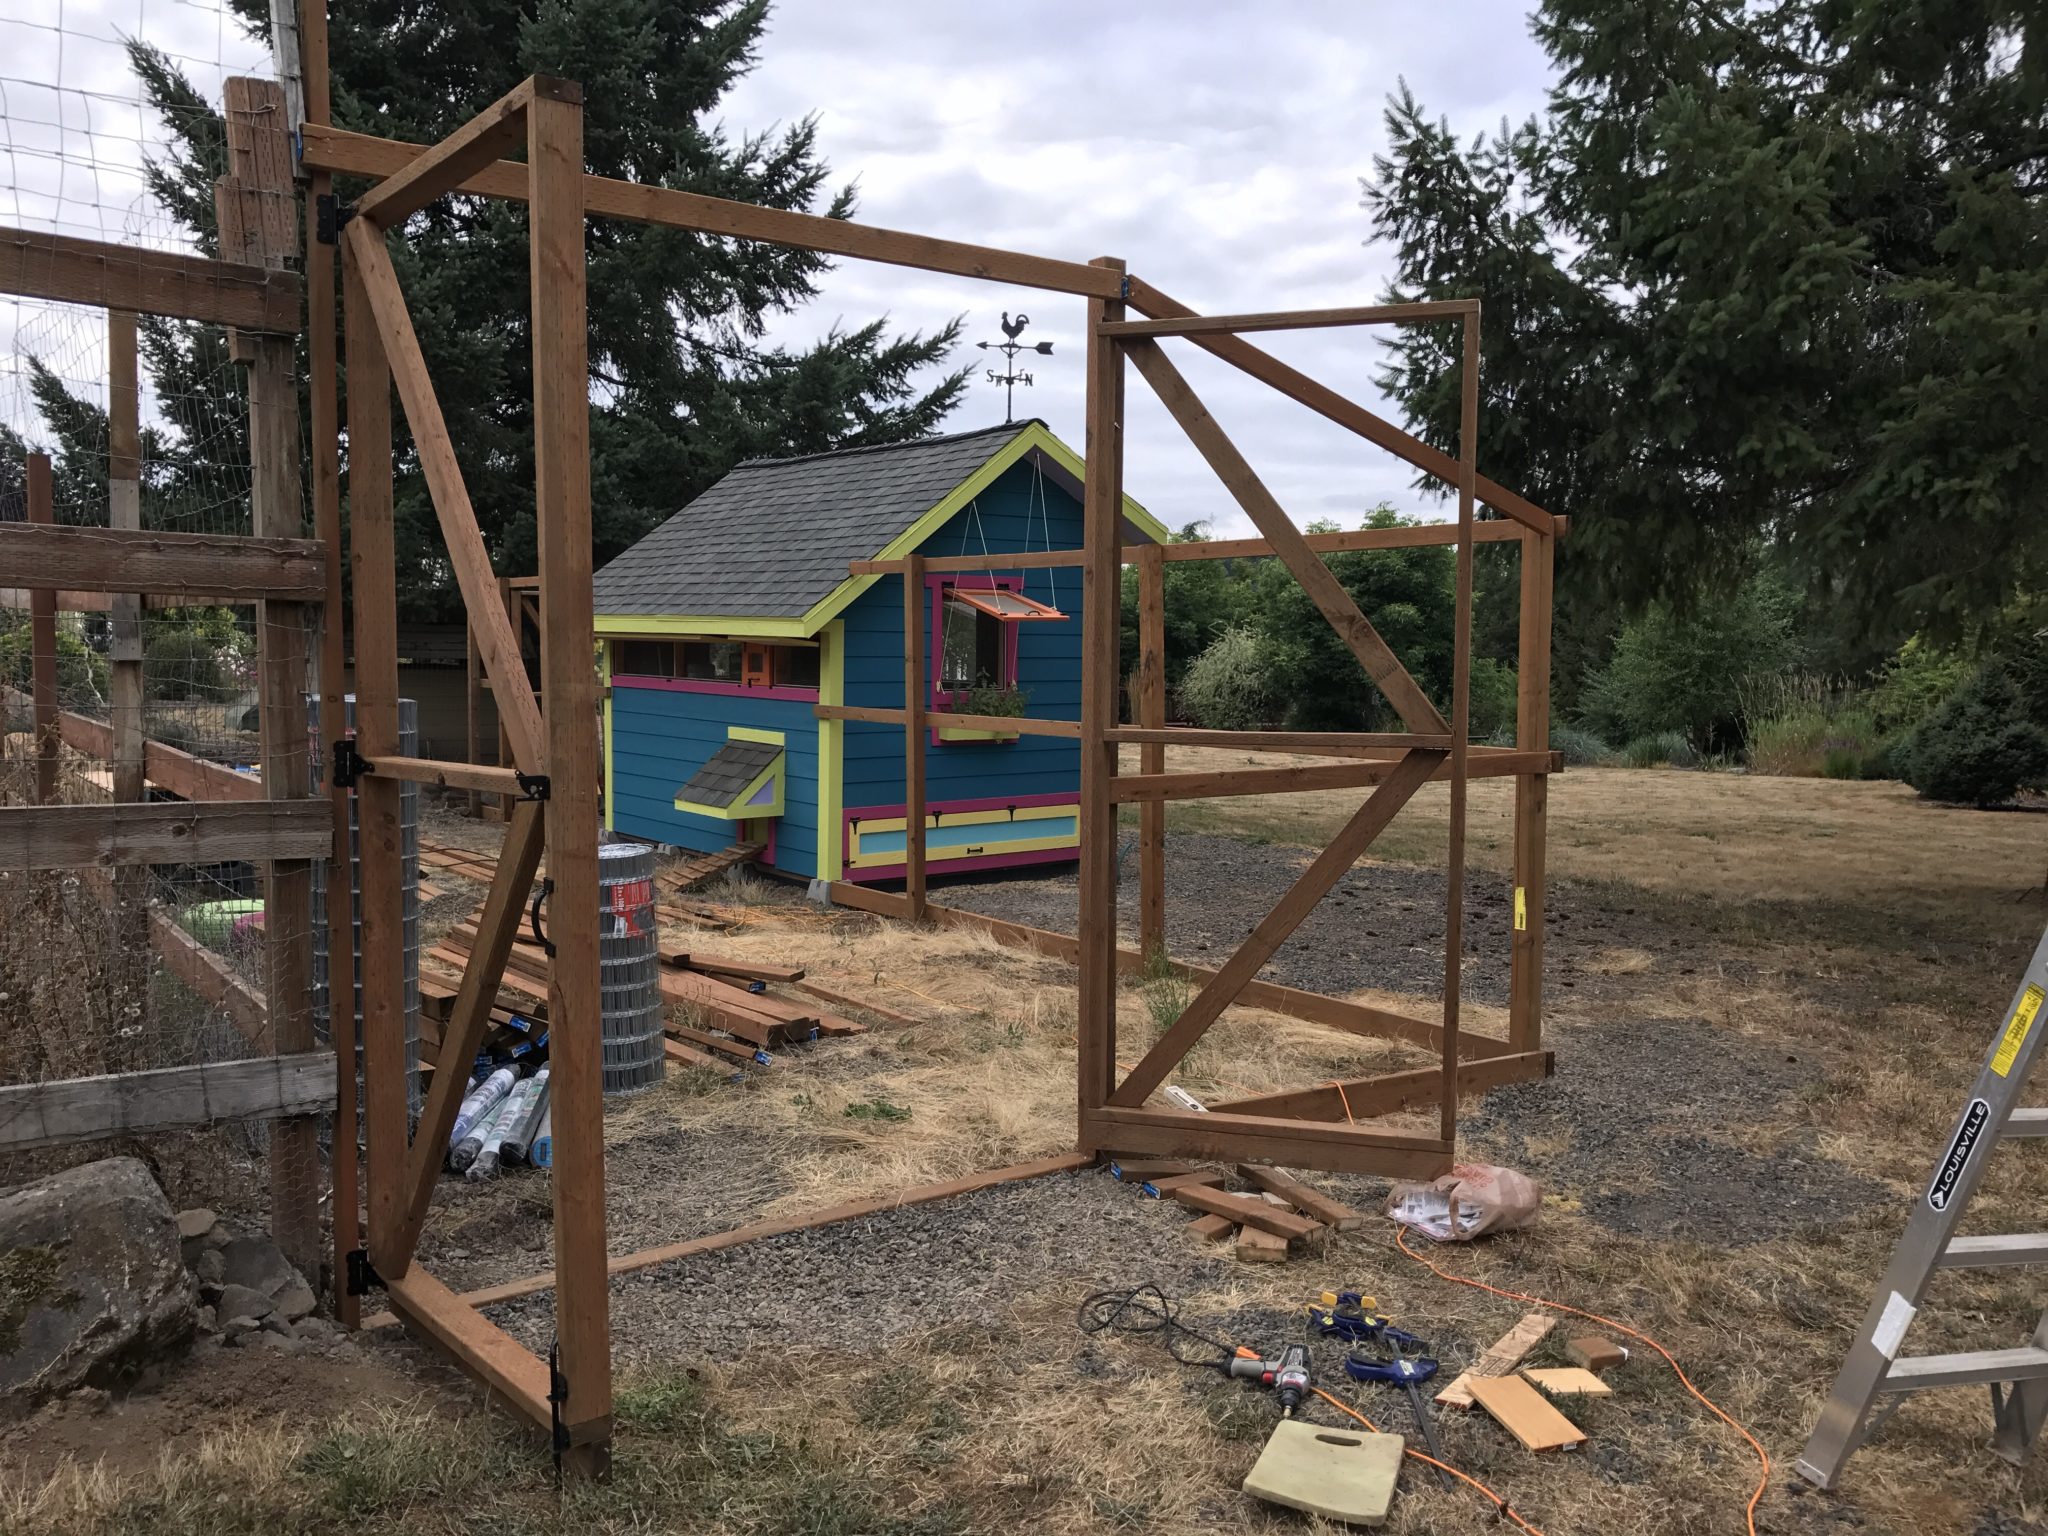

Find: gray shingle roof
676;739;783;809
594;422;1030;621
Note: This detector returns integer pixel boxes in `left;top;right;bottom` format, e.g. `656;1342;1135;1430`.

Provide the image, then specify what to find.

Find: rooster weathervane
976;312;1054;424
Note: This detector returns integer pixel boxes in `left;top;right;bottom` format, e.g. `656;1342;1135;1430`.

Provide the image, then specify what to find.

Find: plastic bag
1386;1162;1540;1241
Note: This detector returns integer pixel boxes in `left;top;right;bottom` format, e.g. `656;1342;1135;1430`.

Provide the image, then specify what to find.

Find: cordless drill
1227;1342;1312;1415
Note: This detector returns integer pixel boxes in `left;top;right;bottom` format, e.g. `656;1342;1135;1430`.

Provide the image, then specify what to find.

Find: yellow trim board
728;725;786;747
816;620;845;881
595;614;810;639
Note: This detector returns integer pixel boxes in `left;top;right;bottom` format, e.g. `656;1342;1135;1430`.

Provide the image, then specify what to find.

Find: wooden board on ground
1234;1164;1364;1230
1172;1184;1322;1242
1110;1159;1196;1180
1236;1225;1289;1263
1187;1213;1234;1241
1522;1367;1612;1398
793;978;918;1027
1437;1312;1555;1408
1144;1170;1225;1195
1466;1372;1587;1452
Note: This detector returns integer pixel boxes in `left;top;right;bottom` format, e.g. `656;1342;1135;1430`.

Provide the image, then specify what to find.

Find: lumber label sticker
1514;887;1527;932
1929;1098;1990;1210
1872;1291;1916;1360
1992;984;2044;1077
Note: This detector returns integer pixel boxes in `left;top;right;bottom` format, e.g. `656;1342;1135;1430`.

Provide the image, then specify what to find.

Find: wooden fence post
106;312;151;1012
903;551;927;919
1510;523;1553;1054
1136;542;1166;960
26;453;57;806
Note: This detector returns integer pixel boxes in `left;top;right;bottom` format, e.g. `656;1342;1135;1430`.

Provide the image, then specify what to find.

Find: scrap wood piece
1437;1312;1556;1408
1172;1184;1322;1242
1234;1165;1364;1231
1466;1372;1587;1452
1522;1367;1612;1398
1187;1212;1234;1241
793;977;917;1028
667;1023;763;1066
663;1037;722;1071
1564;1334;1628;1374
1236;1225;1288;1263
1110;1158;1196;1181
1144;1170;1226;1196
659;942;805;984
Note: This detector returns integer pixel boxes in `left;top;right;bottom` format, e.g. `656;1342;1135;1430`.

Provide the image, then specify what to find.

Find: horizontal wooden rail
0;525;326;602
0;1051;335;1151
1082;1104;1451;1179
151;910;267;1042
0;224;301;332
1207;1050;1552;1122
1098;299;1477;338
364;756;525;796
1110;727;1443;753
846;518;1557;578
355;76;576;229
1109;749;1562;797
0;589;275;612
813;703;1082;738
0;799;330;869
305;123;1123;300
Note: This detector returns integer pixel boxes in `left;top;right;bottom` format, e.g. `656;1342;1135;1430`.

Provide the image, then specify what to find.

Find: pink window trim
612;673;819;703
926;573;1023;711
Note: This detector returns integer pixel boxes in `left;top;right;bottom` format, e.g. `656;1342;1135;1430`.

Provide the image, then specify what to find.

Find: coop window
680;640;744;681
615;640;676;677
774;645;820;689
940;596;1004;692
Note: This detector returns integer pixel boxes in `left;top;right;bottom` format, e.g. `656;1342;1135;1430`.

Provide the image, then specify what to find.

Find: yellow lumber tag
1514;887;1527;932
1993;985;2044;1077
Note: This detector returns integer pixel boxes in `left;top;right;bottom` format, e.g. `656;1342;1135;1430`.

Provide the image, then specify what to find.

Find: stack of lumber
660;841;762;893
1110;1158;1364;1264
423;919;866;1080
418;840;501;884
416;975;546;1074
419;837;738;926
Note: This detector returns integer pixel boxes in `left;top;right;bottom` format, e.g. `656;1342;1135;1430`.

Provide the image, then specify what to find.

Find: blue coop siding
607;682;821;878
841;459;1083;815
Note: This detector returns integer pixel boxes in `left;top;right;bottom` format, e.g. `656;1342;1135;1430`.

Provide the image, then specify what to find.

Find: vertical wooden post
1510;525;1553;1054
223;73;320;1281
464;621;481;817
342;237;407;1281
1136;542;1166;960
491;575;517;820
300;0;359;1327
1439;308;1479;1145
902;551;927;920
528;80;612;1474
1076;257;1126;1148
26;453;57;805
106;312;151;1011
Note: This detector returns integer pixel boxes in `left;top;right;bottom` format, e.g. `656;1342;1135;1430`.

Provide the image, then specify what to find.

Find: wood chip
1437;1312;1555;1408
1522;1367;1612;1398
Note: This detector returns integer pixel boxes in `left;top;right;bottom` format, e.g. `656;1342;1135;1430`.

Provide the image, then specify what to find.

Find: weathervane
976;312;1054;423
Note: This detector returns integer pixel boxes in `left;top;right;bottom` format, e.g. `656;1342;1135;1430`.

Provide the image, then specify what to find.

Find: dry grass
1136;744;2048;925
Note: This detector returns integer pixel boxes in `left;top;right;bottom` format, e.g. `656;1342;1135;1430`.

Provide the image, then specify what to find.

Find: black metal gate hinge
332;738;372;790
345;1248;381;1297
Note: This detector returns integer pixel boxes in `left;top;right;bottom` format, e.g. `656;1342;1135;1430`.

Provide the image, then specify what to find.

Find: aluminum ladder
1799;920;2048;1488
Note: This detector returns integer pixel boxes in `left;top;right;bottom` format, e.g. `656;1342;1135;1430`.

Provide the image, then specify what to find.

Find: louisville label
1929;1099;1991;1211
1992;984;2044;1078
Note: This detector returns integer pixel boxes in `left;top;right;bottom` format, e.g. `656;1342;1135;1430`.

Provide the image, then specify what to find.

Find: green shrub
1549;724;1615;766
1467;656;1518;741
1901;657;2048;806
1869;638;1971;735
1178;625;1279;731
1740;672;1884;778
1621;730;1695;768
958;683;1028;718
0;616;108;707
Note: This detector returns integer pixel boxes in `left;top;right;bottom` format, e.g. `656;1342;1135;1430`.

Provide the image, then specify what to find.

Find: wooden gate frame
296;36;1563;1472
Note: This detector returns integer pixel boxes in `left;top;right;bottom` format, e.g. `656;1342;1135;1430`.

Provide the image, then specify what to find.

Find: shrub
1869;638;1971;735
958;683;1028;718
1467;657;1518;741
1901;657;2048;806
1621;730;1695;768
1179;625;1279;731
0;616;108;707
1740;673;1883;778
1549;724;1615;766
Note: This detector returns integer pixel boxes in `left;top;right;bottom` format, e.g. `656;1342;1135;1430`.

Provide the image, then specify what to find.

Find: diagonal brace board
1124;338;1449;734
354;76;579;231
1111;748;1446;1107
387;797;545;1275
342;219;544;772
1123;276;1556;537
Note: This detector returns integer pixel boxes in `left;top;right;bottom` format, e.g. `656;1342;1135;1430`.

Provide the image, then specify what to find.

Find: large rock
0;1157;197;1414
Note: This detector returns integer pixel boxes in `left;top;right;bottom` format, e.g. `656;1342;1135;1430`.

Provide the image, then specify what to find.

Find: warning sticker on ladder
1992;984;2044;1077
1872;1291;1916;1360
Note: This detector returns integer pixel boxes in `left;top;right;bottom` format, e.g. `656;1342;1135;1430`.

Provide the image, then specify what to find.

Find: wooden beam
150;909;267;1042
392;799;545;1270
1170;1183;1323;1241
1098;299;1476;337
1109;749;1445;1108
381;1265;598;1442
1076;256;1127;1149
1208;1050;1553;1122
1511;525;1554;1055
26;454;57;805
902;552;927;920
0;799;331;869
0;1052;336;1152
1441;307;1480;1144
341;221;545;773
1107;727;1439;754
443;1153;1095;1311
1123;276;1557;537
106;311;151;1030
0;524;325;602
1234;1165;1365;1230
1125;338;1449;735
0;225;300;332
301;124;1125;301
1110;751;1555;799
528;85;612;1475
1136;543;1166;959
1084;1104;1450;1180
366;756;525;796
354;78;575;230
812;703;1080;738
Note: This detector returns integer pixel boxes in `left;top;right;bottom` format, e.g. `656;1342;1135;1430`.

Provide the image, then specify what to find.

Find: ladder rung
1885;1346;2048;1391
2004;1109;2048;1137
1937;1233;2048;1268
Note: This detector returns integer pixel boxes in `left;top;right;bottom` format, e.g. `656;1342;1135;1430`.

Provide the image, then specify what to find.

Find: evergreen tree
26;1;966;622
1365;2;2048;647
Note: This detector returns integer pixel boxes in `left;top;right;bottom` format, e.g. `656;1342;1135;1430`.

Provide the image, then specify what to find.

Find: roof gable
594;421;1163;632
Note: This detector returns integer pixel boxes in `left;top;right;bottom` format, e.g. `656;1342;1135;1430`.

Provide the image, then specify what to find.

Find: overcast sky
0;1;1553;534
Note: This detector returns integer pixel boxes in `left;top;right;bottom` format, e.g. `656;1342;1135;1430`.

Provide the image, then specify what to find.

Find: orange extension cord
1392;1226;1773;1536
